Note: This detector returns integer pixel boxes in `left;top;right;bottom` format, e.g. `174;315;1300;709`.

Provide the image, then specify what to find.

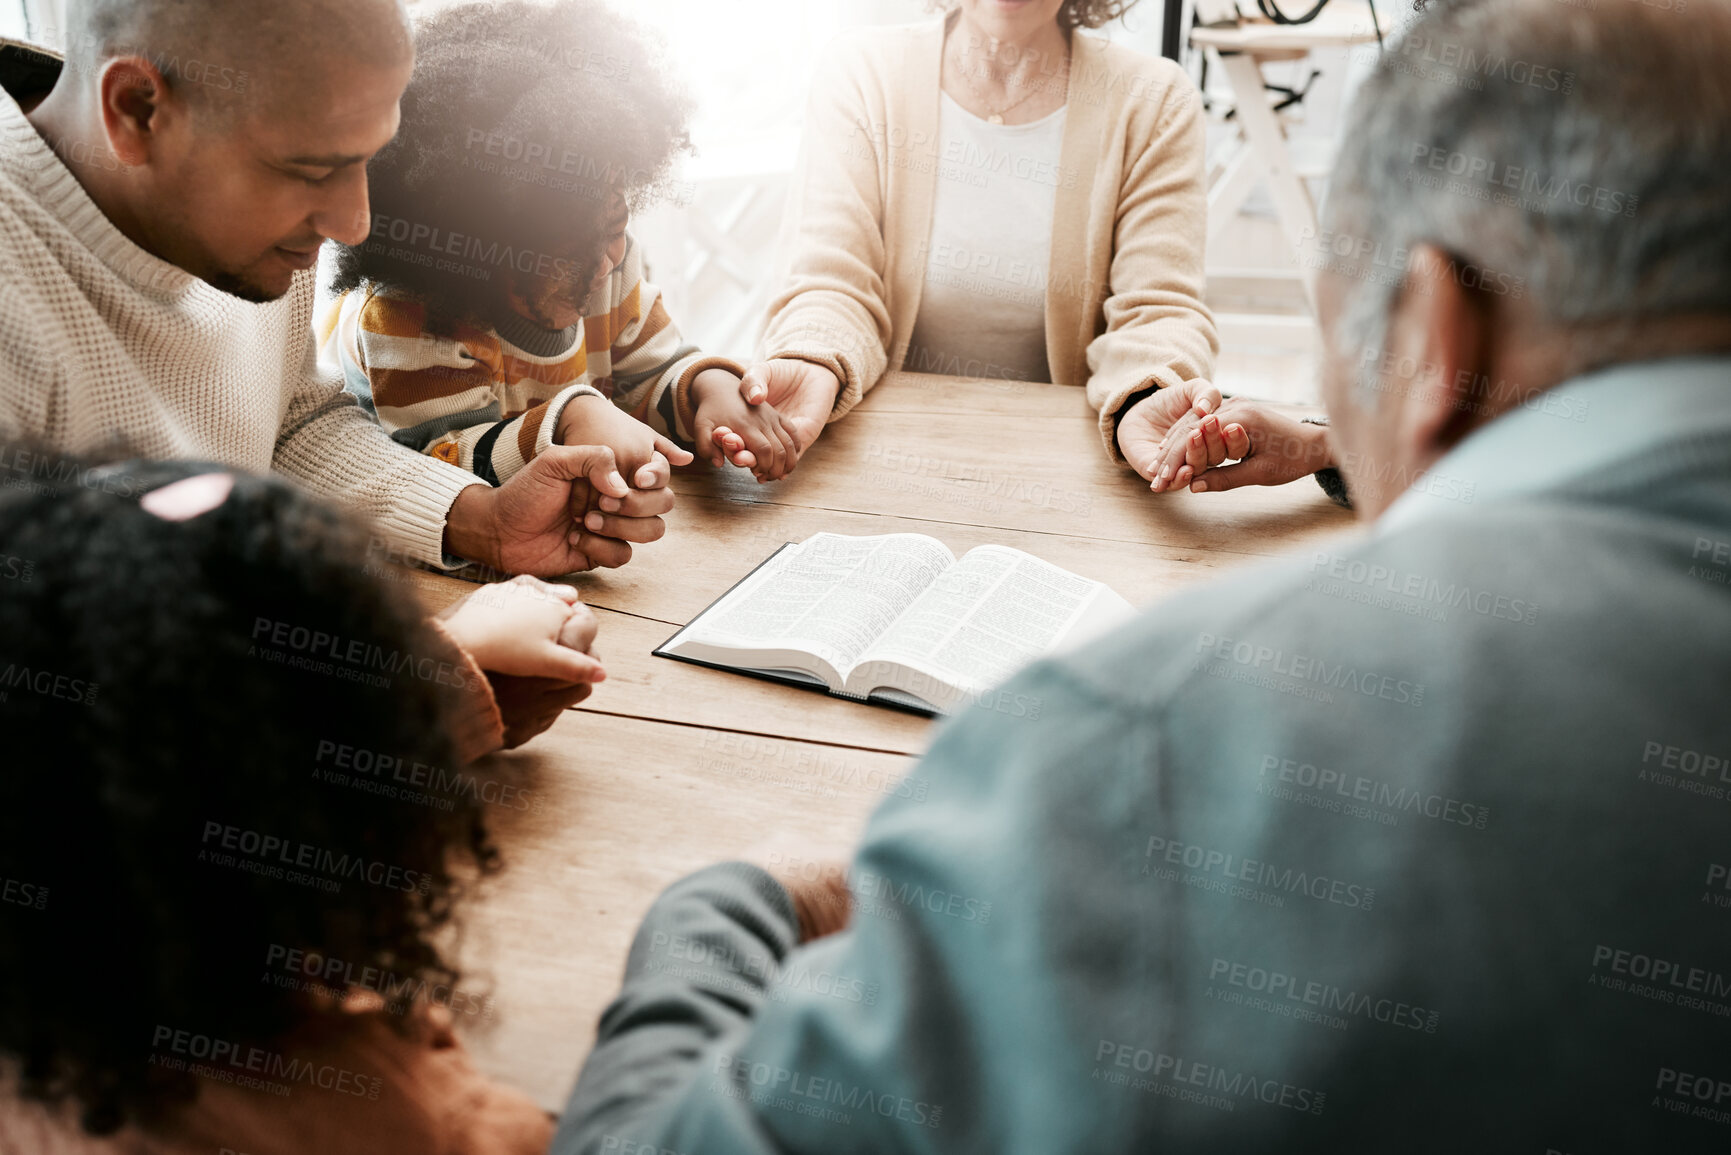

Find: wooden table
408;370;1354;1111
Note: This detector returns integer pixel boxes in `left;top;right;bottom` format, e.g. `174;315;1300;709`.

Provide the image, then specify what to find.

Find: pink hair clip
139;473;236;522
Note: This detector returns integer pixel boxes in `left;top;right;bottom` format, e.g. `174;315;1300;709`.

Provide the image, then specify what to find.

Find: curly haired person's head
329;0;693;328
0;454;498;1135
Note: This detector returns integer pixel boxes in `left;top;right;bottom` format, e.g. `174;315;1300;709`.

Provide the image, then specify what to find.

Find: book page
849;545;1129;700
685;533;956;677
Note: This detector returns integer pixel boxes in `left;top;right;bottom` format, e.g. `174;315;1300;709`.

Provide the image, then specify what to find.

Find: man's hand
1149;399;1336;493
747;839;853;942
444;445;675;577
1115;380;1224;483
555;395;693;489
737;359;844;459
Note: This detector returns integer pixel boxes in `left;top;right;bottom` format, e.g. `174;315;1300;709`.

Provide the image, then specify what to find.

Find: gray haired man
554;0;1731;1150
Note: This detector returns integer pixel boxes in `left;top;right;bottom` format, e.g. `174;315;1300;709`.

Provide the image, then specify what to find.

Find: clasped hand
1117;381;1335;494
441;575;605;748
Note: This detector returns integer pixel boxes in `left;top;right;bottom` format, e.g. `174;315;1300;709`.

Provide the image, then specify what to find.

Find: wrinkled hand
1149;399;1335;493
556;394;694;489
1114;380;1224;483
445;445;675;577
737;359;844;460
692;368;802;481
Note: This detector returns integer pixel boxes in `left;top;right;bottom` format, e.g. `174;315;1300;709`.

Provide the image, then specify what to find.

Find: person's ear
97;57;172;167
1383;242;1494;469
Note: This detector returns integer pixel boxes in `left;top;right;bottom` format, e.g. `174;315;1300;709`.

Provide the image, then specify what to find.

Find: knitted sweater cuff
425;618;505;763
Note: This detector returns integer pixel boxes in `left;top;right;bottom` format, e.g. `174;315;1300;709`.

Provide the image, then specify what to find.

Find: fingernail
607;471;627;491
585;512;605;531
568;530;583;546
1193;480;1208;492
600;496;622;513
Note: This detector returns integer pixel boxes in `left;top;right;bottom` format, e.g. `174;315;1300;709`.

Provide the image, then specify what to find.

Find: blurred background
4;0;1417;404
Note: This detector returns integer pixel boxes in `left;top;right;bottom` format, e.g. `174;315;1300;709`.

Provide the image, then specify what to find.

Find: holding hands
690;367;801;482
1118;380;1336;495
446;444;675;578
1115;379;1224;484
556;394;694;491
1149;398;1335;494
737;359;844;461
688;359;844;483
441;574;606;748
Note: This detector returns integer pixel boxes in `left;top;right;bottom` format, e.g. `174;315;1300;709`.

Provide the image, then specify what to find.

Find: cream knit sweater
762;14;1219;462
0;69;483;568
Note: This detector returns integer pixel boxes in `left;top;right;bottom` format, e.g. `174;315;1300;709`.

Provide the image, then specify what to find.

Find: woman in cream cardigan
737;0;1233;486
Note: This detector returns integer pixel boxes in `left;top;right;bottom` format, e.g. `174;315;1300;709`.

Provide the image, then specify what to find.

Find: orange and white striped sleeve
601;239;746;448
321;288;603;485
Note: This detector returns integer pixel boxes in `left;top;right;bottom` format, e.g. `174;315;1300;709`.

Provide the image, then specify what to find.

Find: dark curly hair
930;0;1144;31
0;454;499;1135
328;0;693;327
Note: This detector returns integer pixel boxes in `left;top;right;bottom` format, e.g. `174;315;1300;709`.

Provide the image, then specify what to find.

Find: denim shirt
557;357;1731;1154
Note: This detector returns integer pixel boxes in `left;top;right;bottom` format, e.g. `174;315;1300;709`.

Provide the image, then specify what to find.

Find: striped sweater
319;237;744;485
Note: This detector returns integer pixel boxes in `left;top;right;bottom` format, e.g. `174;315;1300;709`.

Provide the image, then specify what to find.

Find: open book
655;533;1135;716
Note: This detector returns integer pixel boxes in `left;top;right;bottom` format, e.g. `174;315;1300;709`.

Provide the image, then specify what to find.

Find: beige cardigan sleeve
1084;74;1220;464
760;41;895;421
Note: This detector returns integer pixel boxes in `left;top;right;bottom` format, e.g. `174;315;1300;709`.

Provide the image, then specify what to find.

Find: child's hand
440;575;606;685
557;395;694;490
691;368;801;482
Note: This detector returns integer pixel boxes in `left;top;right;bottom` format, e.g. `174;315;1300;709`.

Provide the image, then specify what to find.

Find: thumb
1189;381;1223;419
1118;420;1161;481
653;433;695;469
536;444;629;500
739;366;770;406
525;641;608;685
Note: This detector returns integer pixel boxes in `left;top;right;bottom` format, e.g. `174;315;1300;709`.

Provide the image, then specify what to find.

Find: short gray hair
1321;0;1731;377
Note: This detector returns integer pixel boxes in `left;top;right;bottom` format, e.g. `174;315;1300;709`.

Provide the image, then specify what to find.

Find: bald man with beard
0;0;683;581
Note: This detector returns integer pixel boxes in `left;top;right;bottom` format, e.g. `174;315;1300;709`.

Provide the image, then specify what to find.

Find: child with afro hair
323;0;798;487
0;453;601;1153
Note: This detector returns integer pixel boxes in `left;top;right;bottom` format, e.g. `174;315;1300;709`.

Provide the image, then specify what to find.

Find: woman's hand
1115;380;1224;482
1150;399;1336;493
737;359;844;459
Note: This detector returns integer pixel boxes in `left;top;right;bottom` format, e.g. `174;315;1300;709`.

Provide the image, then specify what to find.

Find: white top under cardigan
906;94;1066;384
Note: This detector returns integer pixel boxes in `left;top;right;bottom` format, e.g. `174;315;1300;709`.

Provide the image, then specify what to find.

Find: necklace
948;36;1070;125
